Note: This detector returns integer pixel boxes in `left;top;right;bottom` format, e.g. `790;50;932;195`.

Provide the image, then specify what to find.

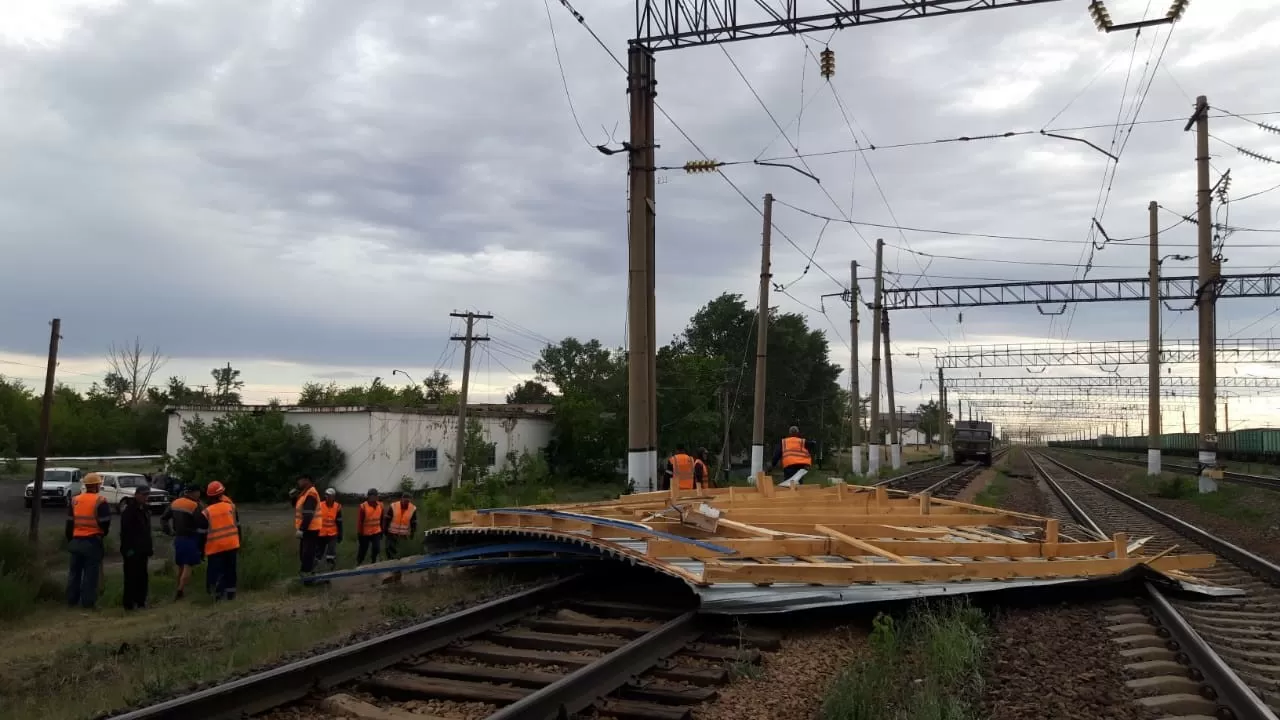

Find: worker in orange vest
161;485;206;600
65;472;111;609
203;481;241;601
693;448;713;490
771;425;817;487
294;474;323;575
384;492;417;560
356;489;384;565
315;488;343;572
664;444;703;491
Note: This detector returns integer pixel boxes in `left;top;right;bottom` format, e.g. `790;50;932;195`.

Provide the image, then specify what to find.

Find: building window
485;443;497;467
414;448;438;472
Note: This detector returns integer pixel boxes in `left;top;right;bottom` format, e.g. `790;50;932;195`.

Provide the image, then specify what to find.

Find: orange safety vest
71;492;106;538
358;501;384;536
203;500;241;554
318;501;342;538
781;436;812;468
669;453;696;490
294;486;322;531
388;502;416;536
693;459;710;488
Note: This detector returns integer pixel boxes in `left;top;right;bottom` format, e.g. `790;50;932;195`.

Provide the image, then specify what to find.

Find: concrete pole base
1147;449;1161;476
890;444;903;470
750;445;764;485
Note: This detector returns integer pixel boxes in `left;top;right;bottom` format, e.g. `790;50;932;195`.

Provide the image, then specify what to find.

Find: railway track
1063;449;1280;491
1027;451;1280;720
107;573;776;720
876;448;1007;498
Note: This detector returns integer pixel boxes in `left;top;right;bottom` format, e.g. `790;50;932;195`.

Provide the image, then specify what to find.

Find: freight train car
1048;427;1280;464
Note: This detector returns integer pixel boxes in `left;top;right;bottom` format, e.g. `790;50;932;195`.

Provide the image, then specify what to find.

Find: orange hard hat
82;472;103;486
206;481;226;497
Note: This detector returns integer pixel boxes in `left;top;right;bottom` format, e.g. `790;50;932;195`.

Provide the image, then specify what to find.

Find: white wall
166;409;554;494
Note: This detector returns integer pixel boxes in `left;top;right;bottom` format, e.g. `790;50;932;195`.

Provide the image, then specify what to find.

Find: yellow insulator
1167;0;1190;21
1088;0;1112;31
683;159;721;174
819;48;835;79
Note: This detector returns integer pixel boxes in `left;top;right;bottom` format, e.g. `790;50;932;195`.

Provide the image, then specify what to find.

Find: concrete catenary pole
939;366;950;461
625;47;656;493
867;239;885;476
849;261;862;476
749;194;774;482
1147;200;1162;476
449;312;492;489
883;313;901;470
28;318;61;543
1189;95;1219;493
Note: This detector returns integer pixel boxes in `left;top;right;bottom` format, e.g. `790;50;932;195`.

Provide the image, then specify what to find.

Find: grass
973;468;1011;508
820;601;988;720
1121;469;1271;523
0;567;516;720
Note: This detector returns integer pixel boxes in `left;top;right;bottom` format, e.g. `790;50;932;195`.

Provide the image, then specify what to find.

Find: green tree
423;371;457;403
505;380;554;404
169;410;345;501
211;363;244;405
914;399;951;443
533;338;626;480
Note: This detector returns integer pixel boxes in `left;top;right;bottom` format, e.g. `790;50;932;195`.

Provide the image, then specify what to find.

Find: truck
953;420;994;465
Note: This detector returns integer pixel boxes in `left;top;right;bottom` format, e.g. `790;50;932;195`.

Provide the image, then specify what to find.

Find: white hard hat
325;488;336;496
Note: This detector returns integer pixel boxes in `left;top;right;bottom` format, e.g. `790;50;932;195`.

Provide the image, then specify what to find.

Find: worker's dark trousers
122;553;149;610
385;533;410;560
357;534;382;565
207;550;238;600
299;530;320;574
66;537;104;609
782;464;810;483
315;536;338;570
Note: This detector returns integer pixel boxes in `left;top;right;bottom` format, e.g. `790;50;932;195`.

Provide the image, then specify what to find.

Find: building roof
164;403;554;418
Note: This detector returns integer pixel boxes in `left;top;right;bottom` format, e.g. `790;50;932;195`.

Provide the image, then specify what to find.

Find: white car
94;472;171;514
24;467;84;508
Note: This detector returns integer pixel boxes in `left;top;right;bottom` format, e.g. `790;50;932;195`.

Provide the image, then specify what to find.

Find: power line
541;0;595;148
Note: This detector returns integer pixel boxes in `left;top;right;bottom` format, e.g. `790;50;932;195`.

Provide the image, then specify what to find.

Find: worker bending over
316;488;343;572
385;492;417;560
356;489;384;565
294;474;322;576
66;472;111;609
162;485;207;600
771;425;817;487
664;444;704;491
203;481;241;601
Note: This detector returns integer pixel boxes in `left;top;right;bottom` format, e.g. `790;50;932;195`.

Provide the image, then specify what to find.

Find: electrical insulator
683;159;721;174
1087;0;1111;31
1166;0;1190;21
819;48;835;79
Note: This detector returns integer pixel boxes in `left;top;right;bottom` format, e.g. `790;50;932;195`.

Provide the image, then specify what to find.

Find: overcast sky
0;0;1277;437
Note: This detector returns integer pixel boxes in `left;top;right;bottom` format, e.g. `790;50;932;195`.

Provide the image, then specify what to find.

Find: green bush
1155;474;1196;499
237;528;297;591
0;526;58;620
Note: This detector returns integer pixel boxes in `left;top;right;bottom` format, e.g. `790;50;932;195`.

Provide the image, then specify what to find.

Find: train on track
1048;427;1280;464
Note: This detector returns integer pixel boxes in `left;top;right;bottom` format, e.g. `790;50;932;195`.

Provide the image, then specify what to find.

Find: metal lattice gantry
634;0;1066;50
881;273;1280;310
937;338;1280;368
945;376;1280;389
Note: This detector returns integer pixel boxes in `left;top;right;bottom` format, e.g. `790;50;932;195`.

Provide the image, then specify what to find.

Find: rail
1027;452;1280;720
1062;449;1280;491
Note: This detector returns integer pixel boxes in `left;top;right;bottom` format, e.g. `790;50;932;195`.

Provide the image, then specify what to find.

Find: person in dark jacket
161;486;207;600
119;485;154;610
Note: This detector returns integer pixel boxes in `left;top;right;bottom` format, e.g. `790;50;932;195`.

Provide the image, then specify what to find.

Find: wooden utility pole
849;261;862;476
1187;95;1219;493
883;312;901;470
750;193;773;481
626;46;657;494
29;318;61;543
867;239;885;476
449;311;492;489
1147;200;1162;476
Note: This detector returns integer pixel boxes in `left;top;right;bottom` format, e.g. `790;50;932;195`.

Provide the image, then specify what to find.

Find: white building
165;404;555;493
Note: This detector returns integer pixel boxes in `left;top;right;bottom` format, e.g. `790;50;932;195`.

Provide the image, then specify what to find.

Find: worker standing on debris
294;475;322;575
161;485;206;600
65;472;111;609
203;481;240;601
693;448;713;490
356;489;384;565
119;485;154;611
664;444;703;491
384;492;417;560
316;488;343;572
771;425;817;486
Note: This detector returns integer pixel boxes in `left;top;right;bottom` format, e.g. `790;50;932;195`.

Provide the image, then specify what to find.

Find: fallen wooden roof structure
427;474;1240;614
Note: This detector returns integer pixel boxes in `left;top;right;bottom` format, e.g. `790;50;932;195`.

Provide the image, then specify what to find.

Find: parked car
94;472;170;513
24;467;84;508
